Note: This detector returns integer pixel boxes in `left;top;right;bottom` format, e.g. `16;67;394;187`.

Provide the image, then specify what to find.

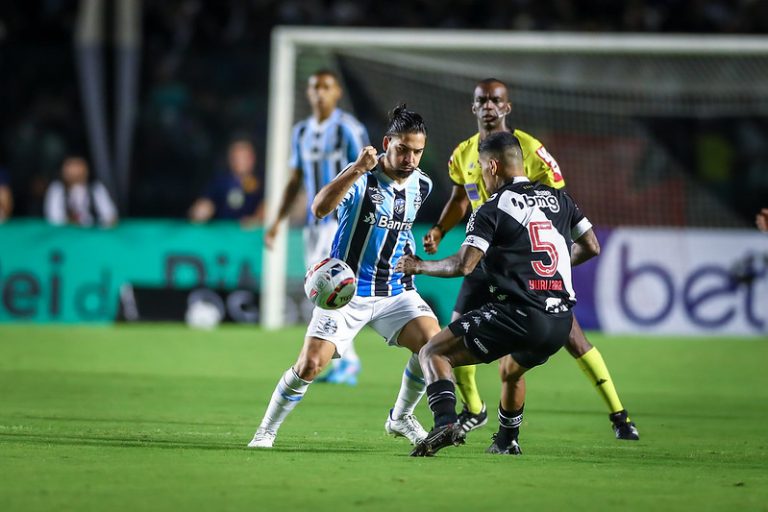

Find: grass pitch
1;325;766;512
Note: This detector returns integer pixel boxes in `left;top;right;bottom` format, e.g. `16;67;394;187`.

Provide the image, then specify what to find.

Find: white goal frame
261;26;768;329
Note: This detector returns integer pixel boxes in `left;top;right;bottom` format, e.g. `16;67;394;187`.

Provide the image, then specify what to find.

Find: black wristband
432;223;446;236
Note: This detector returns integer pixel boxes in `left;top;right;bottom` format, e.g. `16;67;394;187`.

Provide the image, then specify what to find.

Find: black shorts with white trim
448;302;572;368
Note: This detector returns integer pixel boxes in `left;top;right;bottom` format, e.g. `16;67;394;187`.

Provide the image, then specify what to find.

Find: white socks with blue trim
391;353;426;418
258;367;311;434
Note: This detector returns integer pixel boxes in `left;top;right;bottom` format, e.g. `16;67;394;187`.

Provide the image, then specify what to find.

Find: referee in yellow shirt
423;78;639;441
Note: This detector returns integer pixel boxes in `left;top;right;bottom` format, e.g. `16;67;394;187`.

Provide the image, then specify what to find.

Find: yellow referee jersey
448;129;565;211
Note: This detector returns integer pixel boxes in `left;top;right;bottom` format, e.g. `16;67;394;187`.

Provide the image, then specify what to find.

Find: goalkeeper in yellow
422;78;639;441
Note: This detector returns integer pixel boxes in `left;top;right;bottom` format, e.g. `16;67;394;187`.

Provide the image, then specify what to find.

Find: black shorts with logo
448;302;573;368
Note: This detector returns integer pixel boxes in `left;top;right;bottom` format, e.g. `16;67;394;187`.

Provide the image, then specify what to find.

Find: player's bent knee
565;331;593;358
499;356;527;382
294;356;325;381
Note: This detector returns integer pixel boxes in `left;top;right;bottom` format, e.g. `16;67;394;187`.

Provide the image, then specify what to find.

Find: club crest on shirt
368;187;384;205
394;197;406;215
413;192;422;212
317;316;338;336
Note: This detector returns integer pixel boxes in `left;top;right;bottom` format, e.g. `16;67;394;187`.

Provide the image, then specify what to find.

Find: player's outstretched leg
567;316;639;441
248;367;310;448
248;337;335;448
410;327;481;457
410;380;466;457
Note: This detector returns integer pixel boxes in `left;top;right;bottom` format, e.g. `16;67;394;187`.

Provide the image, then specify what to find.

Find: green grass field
1;325;767;512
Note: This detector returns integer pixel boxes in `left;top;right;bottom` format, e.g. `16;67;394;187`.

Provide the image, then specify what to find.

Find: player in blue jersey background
264;70;369;385
248;105;439;449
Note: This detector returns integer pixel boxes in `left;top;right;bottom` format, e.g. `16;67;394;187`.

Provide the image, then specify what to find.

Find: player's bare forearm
397;246;484;278
312;146;378;218
571;228;600;266
273;170;302;223
423;186;471;254
436;185;470;233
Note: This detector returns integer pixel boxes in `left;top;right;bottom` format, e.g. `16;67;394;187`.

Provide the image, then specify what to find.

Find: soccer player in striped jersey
248;105;440;449
423;78;639;441
265;70;369;385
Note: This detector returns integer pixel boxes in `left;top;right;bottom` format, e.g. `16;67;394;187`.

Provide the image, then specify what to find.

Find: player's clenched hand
395;254;422;275
422;227;443;254
351;146;379;173
264;223;279;249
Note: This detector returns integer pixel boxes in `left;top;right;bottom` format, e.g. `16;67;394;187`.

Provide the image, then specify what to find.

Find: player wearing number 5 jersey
401;131;600;456
423;78;638;441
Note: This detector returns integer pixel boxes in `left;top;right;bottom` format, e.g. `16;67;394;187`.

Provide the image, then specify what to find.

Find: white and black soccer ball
304;257;357;310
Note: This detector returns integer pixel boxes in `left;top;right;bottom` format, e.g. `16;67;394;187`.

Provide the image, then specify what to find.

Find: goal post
261;27;768;329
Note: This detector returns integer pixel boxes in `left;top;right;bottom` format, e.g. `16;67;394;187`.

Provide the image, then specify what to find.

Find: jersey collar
308;108;341;132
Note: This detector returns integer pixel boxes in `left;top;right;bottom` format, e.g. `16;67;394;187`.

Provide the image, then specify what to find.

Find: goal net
262;28;768;328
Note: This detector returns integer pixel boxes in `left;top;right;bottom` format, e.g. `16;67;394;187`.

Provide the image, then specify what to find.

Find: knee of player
566;332;593;357
499;359;526;382
418;342;438;366
295;355;326;381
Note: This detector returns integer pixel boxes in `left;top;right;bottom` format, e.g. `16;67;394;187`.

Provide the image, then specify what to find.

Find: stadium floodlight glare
261;26;768;329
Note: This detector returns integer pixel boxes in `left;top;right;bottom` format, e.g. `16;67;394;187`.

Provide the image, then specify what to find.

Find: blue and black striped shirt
289;109;369;225
330;165;432;297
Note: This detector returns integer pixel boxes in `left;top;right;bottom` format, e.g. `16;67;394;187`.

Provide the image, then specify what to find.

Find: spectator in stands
0;167;13;222
757;208;768;232
188;138;264;225
44;155;118;227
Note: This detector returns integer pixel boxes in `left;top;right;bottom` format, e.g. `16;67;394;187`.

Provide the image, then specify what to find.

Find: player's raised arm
396;244;485;278
311;146;378;219
423;185;471;254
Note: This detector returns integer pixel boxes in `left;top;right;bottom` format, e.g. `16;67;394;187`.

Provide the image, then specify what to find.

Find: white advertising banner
596;228;768;336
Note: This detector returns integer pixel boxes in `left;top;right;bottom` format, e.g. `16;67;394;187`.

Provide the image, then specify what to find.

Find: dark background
2;0;767;223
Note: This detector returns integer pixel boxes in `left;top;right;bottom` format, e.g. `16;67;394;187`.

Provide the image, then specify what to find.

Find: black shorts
448;302;573;368
453;267;491;315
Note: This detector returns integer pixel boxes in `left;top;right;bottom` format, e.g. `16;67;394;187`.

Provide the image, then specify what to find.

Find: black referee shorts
448;302;573;368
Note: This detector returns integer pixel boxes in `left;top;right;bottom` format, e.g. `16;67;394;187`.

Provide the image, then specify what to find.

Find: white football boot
385;409;428;445
247;429;276;448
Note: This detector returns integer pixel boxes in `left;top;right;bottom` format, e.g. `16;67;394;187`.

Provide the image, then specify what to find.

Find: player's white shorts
303;220;338;268
306;290;437;358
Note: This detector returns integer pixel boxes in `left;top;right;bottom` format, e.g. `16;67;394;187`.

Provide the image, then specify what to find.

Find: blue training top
289;108;369;225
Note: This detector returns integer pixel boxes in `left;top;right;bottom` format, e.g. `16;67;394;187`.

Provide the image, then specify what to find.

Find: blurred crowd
0;0;766;226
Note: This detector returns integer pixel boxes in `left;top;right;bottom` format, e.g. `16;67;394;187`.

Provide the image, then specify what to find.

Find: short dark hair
311;69;340;83
385;104;427;137
476;77;508;89
478;131;523;163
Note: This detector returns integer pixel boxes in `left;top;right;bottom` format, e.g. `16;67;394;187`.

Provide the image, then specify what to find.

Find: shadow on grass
0;431;382;454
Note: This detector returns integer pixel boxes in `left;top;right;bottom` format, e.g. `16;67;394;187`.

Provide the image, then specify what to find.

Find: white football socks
391;353;426;419
257;367;311;434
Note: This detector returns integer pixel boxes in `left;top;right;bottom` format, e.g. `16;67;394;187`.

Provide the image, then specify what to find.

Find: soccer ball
185;299;223;330
304;257;357;310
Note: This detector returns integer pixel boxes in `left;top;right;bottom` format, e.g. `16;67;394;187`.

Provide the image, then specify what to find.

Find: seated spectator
44;155;118;227
757;208;768;232
188;138;264;225
0;167;12;222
